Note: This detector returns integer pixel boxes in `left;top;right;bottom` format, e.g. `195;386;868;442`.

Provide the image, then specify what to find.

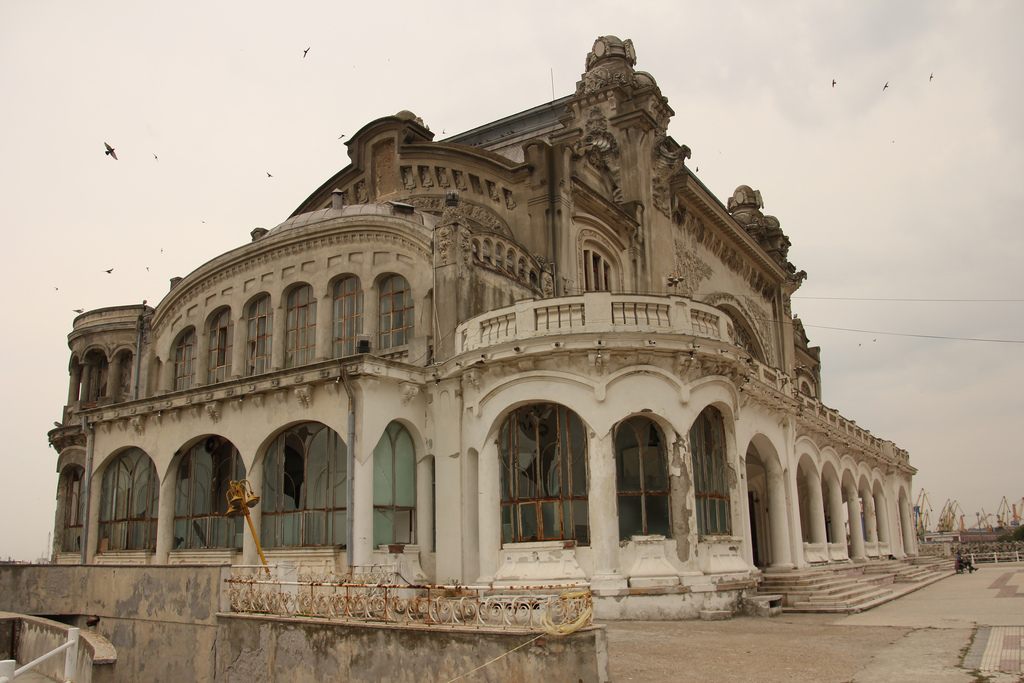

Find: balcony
457;292;735;353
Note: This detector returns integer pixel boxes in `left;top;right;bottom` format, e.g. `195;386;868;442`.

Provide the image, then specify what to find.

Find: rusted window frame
378;275;414;349
372;422;417;546
261;422;347;548
207;308;233;383
245;294;273;376
332;276;363;357
173;437;245;550
98;448;159;552
499;404;589;545
614;417;672;539
285;284;317;368
61;465;85;552
690;406;732;536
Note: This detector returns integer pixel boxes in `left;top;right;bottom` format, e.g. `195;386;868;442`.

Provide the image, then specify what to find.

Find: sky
1;1;1022;560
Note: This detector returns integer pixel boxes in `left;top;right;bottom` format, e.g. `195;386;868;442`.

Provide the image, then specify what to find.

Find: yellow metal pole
241;506;271;577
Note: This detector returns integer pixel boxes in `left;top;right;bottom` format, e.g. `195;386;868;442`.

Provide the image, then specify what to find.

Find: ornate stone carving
205;401;221;423
573;107;622;203
727;185;806;281
130;415;145;435
418;166;434;188
400;382;420;405
541;271;554;297
577;36;639;95
401;166;417;190
294;386;312;408
435;226;454;265
652;134;691;218
403;197;511;237
681;211;776;301
435;167;450;188
354;180;369;204
702;292;775;366
668;241;712;297
452;169;467;191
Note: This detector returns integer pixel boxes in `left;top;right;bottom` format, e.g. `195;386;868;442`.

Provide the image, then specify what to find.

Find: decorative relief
418;166;434;188
573;107;622;203
486;180;500;202
435;167;450;188
702;292;775;366
205;401;222;423
668;241;712;297
401;166;417;190
354;180;369;204
130;415;145;435
400;382;420;405
435;226;454;265
652;134;691;218
404;197;511;237
503;189;516;210
679;211;775;301
294;386;312;408
452;169;467;190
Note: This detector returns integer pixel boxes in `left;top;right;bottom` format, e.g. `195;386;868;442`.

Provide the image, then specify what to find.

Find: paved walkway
604;562;1024;682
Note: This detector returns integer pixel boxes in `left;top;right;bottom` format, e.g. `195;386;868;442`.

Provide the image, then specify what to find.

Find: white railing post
64;627;80;681
1;659;15;682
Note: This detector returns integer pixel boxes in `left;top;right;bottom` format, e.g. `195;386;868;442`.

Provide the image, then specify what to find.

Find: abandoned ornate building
48;35;919;620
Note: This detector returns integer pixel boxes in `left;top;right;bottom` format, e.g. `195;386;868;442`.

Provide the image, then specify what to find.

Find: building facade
48;36;918;619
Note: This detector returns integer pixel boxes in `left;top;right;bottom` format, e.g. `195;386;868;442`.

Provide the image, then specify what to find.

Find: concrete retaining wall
0;612;116;683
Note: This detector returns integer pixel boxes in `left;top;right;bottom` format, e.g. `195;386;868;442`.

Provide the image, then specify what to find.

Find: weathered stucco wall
217;614;607;683
0;565;227;681
0;566;607;682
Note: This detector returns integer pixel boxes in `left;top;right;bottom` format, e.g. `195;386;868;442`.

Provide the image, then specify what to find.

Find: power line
794;296;1024;303
787;321;1024;344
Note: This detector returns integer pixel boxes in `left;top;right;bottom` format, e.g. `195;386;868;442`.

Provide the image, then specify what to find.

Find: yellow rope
444;590;593;682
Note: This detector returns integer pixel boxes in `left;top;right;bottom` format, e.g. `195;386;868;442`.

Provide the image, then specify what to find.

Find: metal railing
0;627;79;682
966;550;1024;564
225;568;593;634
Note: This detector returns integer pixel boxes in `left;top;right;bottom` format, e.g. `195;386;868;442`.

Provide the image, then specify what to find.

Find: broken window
173;328;196;391
690;406;732;536
372;422;416;546
615;417;671;539
261;422;347;548
285;284;317;368
378;275;414;349
332;276;363;357
245;294;273;376
207;308;233;383
499;403;589;545
173;437;245;550
98;448;158;552
60;465;85;552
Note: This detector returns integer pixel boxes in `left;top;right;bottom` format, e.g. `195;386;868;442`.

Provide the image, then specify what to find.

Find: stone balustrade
457;292;734;353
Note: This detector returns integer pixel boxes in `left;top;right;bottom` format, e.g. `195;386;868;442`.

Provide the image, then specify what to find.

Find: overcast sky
2;1;1021;560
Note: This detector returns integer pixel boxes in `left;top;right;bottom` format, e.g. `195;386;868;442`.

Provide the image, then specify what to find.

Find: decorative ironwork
225;568;593;633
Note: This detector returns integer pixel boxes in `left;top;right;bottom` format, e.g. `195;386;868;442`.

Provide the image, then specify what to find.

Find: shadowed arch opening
58;464;85;552
260;422;347;548
614;416;670;539
98;447;159;552
690;405;731;536
173;436;246;550
498;403;589;545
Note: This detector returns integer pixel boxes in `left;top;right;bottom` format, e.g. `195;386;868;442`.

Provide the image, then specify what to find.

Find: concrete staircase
755;556;954;614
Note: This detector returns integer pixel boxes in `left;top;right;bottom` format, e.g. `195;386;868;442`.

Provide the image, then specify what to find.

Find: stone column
784;464;807;570
863;490;878;543
351;448;375;567
231;312;248;379
416;455;434;555
154;471;177;564
161;353;176;392
195;326;210;386
477;440;501;583
874;493;890;546
105;353;122;400
68;362;82;406
365;285;380;353
315;290;334;362
766;467;794;569
84;472;102;564
271;303;287;370
80;360;94;403
807;472;828;545
826;477;848;558
587;431;627;591
846;485;866;562
899;495;915;557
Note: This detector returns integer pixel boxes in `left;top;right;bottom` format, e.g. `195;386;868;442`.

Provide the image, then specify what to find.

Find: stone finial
577;36;646;96
727;185;763;213
585;36;637;70
250;227;269;241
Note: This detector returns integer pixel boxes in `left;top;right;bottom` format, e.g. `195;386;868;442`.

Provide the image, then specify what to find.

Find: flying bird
831;79;836;88
266;172;273;178
303;47;310;58
104;268;114;274
882;82;889;91
72;309;84;314
104;142;118;160
338;133;346;140
153;153;159;160
929;73;934;82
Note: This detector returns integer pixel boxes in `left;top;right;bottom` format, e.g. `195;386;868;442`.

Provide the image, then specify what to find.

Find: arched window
245;294;273;376
689;406;731;536
582;246;614;292
207;309;233;383
332;276;363;357
261;422;347;548
372;422;416;546
98;448;158;551
173;328;196;391
498;403;589;545
60;465;85;552
615;417;671;539
378;275;413;349
173;437;246;550
81;349;108;404
285;284;317;368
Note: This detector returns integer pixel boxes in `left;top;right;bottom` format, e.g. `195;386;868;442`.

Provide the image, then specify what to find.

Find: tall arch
171;435;246;550
690;405;731;536
97;447;159;552
743;434;793;569
372;421;417;546
614;416;671;539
